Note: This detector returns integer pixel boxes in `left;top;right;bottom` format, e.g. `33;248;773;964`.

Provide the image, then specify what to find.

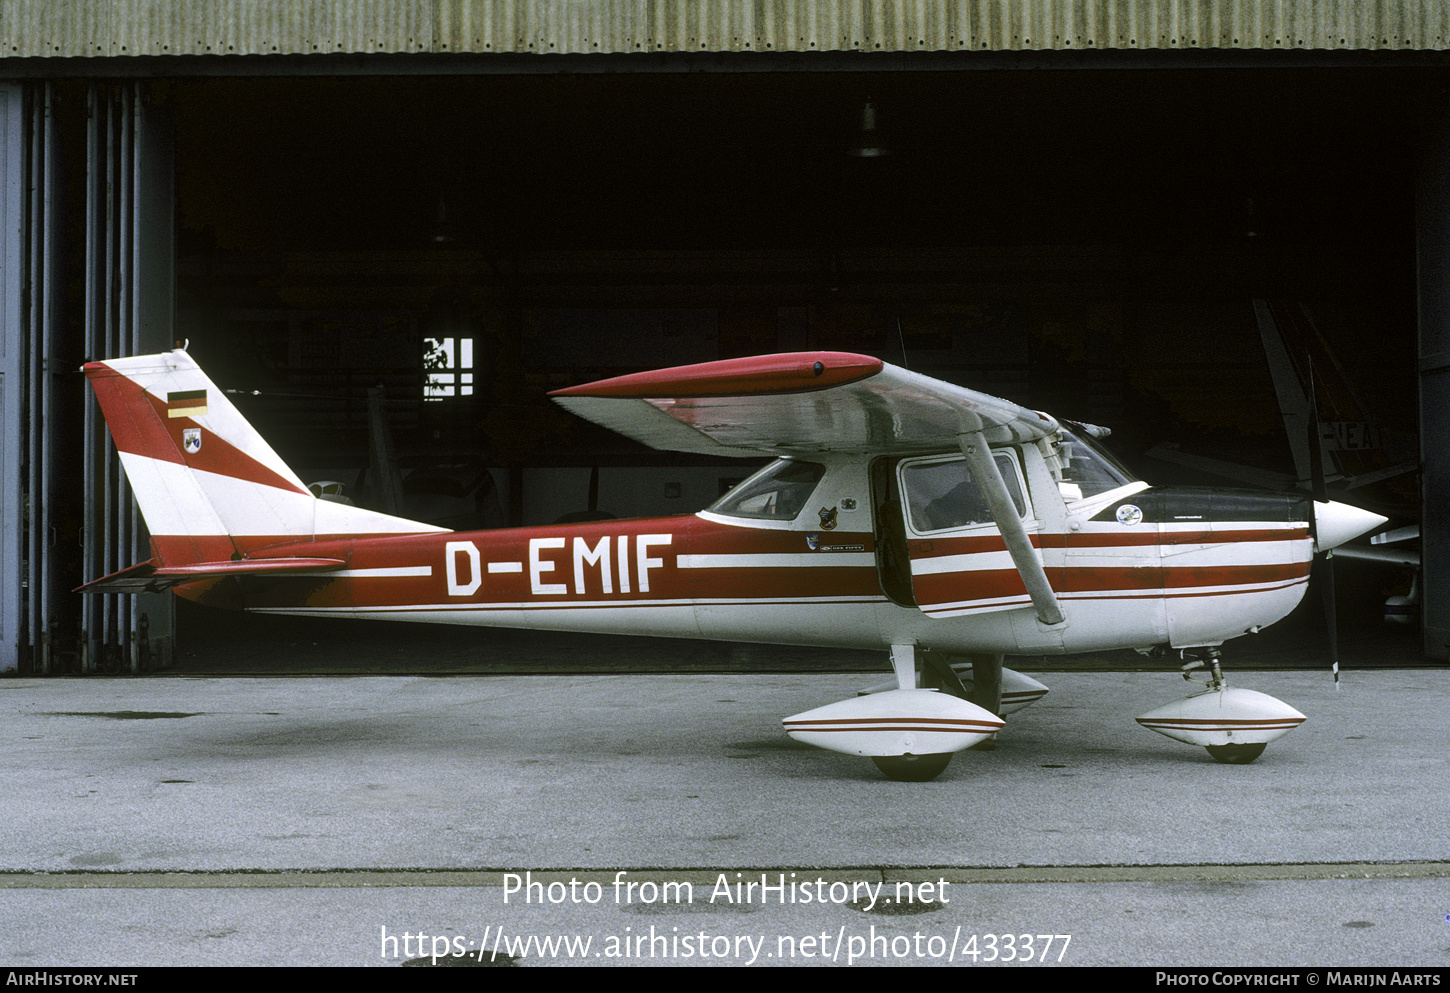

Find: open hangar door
159;67;1423;671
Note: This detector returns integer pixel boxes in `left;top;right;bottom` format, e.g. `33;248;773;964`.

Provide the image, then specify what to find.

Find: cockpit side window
900;454;1025;534
707;459;827;521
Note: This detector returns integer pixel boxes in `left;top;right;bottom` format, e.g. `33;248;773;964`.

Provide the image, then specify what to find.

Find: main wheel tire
871;753;952;782
1206;742;1266;765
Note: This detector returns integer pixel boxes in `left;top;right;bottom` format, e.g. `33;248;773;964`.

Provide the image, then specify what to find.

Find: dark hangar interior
169;69;1420;504
2;6;1442;673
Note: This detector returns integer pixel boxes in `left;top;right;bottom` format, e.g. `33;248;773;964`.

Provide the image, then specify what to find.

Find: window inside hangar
424;336;474;400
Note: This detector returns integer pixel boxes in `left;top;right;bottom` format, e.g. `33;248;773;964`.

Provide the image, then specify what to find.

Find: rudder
84;349;443;567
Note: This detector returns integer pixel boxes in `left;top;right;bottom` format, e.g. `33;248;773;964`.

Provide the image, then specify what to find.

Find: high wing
553;351;1069;627
549;352;1059;457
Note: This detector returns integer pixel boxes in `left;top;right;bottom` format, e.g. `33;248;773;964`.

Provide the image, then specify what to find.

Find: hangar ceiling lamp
848;100;890;158
430;196;457;246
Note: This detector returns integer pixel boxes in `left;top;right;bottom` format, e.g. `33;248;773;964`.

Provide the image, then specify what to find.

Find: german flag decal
166;389;207;418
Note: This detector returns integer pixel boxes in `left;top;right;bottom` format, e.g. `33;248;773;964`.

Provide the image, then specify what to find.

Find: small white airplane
79;349;1386;781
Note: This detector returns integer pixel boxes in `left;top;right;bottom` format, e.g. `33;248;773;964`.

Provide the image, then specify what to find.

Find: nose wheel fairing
1136;653;1306;763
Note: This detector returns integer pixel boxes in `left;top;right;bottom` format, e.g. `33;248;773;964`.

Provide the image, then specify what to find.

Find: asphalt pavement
1;661;1446;968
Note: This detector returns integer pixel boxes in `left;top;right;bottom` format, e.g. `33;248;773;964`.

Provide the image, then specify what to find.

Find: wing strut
958;433;1066;627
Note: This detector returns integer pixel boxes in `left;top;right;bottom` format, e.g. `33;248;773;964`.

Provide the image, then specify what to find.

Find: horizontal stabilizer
77;557;348;594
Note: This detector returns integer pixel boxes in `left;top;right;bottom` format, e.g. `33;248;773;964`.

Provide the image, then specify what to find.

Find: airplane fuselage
178;452;1317;657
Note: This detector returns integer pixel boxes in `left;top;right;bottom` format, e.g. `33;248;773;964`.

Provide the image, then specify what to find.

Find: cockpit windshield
1056;428;1137;499
706;459;826;521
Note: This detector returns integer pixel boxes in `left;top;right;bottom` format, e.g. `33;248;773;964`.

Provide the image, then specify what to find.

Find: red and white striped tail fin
83;349;446;566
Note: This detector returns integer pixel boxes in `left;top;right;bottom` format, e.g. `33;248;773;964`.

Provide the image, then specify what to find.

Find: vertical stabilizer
84;350;445;565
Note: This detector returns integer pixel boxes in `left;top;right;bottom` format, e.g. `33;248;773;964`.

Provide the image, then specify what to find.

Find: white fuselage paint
259;452;1315;657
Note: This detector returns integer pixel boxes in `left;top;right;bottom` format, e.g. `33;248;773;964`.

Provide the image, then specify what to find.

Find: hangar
1;2;1445;673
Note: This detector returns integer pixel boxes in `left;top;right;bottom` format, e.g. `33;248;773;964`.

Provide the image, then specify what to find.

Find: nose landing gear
1137;649;1306;764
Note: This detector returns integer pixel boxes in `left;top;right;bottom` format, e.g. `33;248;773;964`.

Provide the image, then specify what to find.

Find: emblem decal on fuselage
183;428;202;454
1116;504;1143;526
818;506;838;530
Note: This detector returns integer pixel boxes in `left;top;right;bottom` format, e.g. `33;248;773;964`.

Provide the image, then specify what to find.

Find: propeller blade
1305;361;1339;688
1321;550;1339;687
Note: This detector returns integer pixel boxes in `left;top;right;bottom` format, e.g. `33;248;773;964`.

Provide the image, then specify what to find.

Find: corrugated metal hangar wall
1;1;1447;672
3;0;1449;55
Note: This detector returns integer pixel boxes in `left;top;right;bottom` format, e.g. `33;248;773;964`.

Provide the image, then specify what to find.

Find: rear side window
707;459;826;521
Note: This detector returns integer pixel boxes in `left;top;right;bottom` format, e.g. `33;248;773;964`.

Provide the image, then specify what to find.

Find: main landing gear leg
921;651;1004;752
871;644;959;782
920;650;1002;714
789;646;1005;783
920;650;972;699
965;653;1003;751
968;653;1004;716
858;646;997;788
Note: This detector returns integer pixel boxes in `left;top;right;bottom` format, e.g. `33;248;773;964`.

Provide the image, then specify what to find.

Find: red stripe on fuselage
686;522;881;601
915;527;1308;557
1060;527;1310;548
912;569;1029;605
915;563;1310;611
162;513;1312;619
151;534;239;566
911;528;1310;609
175;517;890;611
183;519;702;610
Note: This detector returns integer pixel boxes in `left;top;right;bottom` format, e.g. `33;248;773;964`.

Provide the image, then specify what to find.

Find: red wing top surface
549;351;1059;457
